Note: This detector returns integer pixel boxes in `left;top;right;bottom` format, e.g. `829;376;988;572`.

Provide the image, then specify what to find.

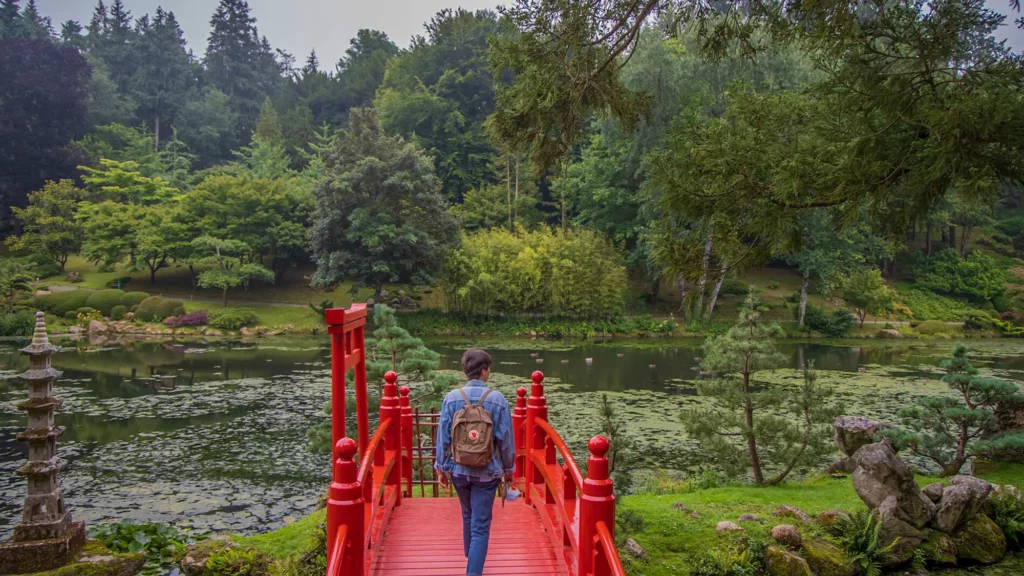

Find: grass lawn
235;509;325;560
44;255;378;307
181;300;324;330
619;462;1024;576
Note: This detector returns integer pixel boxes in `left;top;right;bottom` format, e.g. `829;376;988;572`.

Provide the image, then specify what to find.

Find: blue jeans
452;475;500;576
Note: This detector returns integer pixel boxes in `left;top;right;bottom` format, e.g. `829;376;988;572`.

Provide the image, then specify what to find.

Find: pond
0;335;1022;540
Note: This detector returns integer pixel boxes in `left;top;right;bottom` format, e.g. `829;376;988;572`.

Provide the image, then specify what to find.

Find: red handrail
535;418;584;489
356;418;391;487
325;525;348;576
591;521;626;576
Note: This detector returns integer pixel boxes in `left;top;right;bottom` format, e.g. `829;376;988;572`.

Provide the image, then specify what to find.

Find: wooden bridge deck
371;498;568;576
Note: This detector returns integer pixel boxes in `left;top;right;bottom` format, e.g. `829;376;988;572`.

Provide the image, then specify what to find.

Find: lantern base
0;521;85;575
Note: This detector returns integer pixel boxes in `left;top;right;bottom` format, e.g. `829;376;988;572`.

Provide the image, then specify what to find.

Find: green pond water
0;336;1022;539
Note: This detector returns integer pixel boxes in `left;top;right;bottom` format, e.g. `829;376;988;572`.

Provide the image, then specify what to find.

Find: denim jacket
434;380;516;479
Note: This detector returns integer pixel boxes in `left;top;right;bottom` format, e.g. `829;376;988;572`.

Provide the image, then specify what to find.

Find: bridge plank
372;498;568;576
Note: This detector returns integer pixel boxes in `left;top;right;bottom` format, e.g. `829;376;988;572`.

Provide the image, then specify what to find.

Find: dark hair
461;349;492;380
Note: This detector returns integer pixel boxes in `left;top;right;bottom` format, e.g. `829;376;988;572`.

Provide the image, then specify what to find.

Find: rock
207;330;223;337
851;441;935;528
622;538;647;560
936;476;992;533
816;510;850;535
876;329;903;339
764;546;813;576
773;505;812;523
771;524;803;549
240;327;253;336
877;496;926;567
672;502;700;519
801;538;857;576
737;514;761;523
88;320;106;333
951;514;1006;565
923;482;944;503
826;457;859;474
34;539;146;576
922;530;957;565
835;416;891;457
397;289;406;297
68;326;82;335
715;521;743;533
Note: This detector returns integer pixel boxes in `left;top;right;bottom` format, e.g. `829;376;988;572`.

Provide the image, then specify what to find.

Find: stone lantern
0;312;84;574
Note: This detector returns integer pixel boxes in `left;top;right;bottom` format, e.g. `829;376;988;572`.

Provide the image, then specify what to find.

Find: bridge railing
325;371;406;576
518;371;626;576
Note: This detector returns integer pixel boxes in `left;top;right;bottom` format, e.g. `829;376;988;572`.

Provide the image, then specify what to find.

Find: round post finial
517;387;527;398
588;435;610;458
399;385;410;397
531;370;544;384
335;437;358;461
384;371;398;385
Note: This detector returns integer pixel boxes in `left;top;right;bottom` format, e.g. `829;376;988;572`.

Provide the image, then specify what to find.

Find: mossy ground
23;540;145;576
235;509;325;560
616;463;1024;576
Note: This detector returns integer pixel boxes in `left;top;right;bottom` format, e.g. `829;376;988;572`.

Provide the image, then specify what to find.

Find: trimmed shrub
911;249;1007;301
800;304;855;338
85;289;125;315
119;292;151;309
130;305;139;313
110;305;128;321
900;289;977;321
993;294;1014;313
105;276;132;289
172;306;185;317
917;320;957;336
0;311;35;336
719;277;749;296
34;290;91;316
208;308;260;330
134;297;184;322
165;311;208;328
64;311;77;320
963;311;993;331
26;253;62;279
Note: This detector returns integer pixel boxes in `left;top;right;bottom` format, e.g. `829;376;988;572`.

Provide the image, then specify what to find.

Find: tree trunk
150;266;157;284
154;114;160;152
859;310;867;327
925;213;933;256
677;277;689;319
222;288;228;308
513;155;520;227
58;255;67;274
798;271;809;327
949;225;956;249
960;223;973;258
941;226;948;244
507;156;512;230
696;233;713;319
743;365;764;485
189;264;198;289
706;270;726;320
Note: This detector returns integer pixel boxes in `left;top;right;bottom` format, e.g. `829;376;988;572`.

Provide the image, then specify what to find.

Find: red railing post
544;437;557;504
381;371;402;506
513;387;527;482
326;438;363;576
524;371;546;504
579;436;614;576
399;386;413;497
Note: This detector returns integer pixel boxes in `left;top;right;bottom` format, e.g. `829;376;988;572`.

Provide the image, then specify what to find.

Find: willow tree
683;292;841;485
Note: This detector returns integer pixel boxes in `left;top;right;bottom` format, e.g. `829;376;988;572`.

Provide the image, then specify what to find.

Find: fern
838;509;897;576
991;486;1024;547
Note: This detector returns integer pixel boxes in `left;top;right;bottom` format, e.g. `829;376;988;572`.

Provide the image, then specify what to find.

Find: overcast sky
38;0;1024;69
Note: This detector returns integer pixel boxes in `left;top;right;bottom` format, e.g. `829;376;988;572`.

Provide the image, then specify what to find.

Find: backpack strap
476;389;493;406
458;388;472;405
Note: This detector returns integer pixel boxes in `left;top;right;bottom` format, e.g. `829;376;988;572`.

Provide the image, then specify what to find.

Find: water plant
88;521;187;575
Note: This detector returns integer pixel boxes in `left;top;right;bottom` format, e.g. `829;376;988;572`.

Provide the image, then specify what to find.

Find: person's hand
438;471;450;488
503;471;515;485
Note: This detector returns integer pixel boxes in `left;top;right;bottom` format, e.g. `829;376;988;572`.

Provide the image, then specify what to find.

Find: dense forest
2;0;1024;335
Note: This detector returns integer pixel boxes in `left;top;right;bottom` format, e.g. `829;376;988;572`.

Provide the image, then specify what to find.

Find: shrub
800;304;855;337
205;547;270;576
911;249;1008;301
900;289;977;321
993;294;1014;313
767;280;780;289
172;306;186;317
34;290;91;316
916;320;956;336
64;311;77;320
66;272;84;283
87;521;186;569
75;307;95;315
0;311;35;336
85;289;125;315
990;485;1024;548
135;297;184;322
838;509;897;576
110;305;128;321
165;311;208;328
963;311;993;331
76;309;102;327
1001;311;1022;323
209;307;260;330
120;291;151;309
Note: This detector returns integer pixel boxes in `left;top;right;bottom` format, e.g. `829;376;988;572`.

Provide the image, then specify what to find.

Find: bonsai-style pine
683;292;841;485
883;343;1024;476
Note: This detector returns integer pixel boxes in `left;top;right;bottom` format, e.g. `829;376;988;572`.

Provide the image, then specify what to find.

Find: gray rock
715;521;743;533
936;476;992;533
952;514;1006;564
816;509;851;534
923;482;944;503
771;524;802;549
622;538;647;560
835;416;891;456
737;514;761;523
852;441;935;528
773;505;812;523
765;546;812;576
88;320;106;333
876;329;903;339
825;457;858;474
877;496;926;567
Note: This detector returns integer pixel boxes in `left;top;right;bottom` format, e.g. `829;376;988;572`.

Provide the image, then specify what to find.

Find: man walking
435;349;516;576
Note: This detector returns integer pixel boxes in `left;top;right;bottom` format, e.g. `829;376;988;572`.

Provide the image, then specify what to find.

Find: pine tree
365;304;458;401
60;20;85;49
883;344;1024;476
131;8;196;151
19;0;51;39
682;291;842;485
0;0;21;39
302;49;319;75
254;97;282;142
86;0;106;38
204;0;280;136
87;0;139;92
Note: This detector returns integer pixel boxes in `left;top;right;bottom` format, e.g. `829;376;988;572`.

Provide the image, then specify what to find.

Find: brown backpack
451;388;494;467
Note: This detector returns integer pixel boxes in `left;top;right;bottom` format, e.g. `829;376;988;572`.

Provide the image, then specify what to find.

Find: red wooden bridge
323;304;626;576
